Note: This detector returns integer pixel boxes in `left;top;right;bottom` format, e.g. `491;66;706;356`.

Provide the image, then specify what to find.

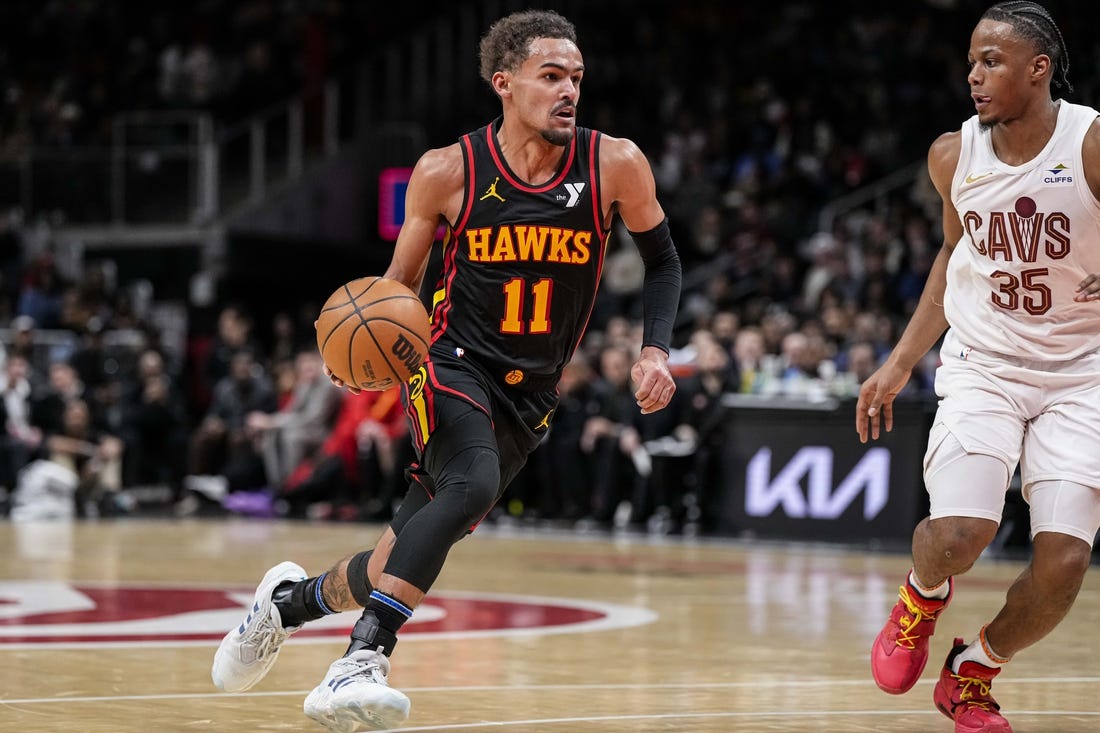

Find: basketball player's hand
1074;273;1100;302
855;362;911;443
323;364;361;395
631;346;675;415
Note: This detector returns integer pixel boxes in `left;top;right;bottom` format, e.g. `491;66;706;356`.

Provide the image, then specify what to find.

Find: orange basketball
315;276;431;391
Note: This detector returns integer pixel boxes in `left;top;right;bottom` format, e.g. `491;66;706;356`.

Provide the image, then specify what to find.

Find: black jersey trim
588;129;606;241
433;135;479;345
485;123;577;193
455;134;478;233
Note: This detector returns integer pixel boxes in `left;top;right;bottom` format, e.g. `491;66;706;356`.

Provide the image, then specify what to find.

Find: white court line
378;709;1100;732
4;676;1100;706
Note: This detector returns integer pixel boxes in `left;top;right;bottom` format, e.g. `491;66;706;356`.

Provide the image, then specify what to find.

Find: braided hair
981;1;1072;92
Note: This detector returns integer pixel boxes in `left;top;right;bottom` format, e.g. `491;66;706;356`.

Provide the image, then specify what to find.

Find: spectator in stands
895;239;936;316
30;360;94;435
279;386;405;522
11;397;124;519
759;306;797;356
677;330;739;532
833;340;881;399
17;254;66;331
522;351;601;524
850;311;895;362
205;304;263;389
69;316;111;393
856;244;901;315
820;303;854;358
777;330;833;398
709;310;740;354
267;311;301;370
120;349;187;493
580;344;647;528
732;325;769;394
247;349;341;490
8;315;41;370
0;353;41;496
184;348;276;501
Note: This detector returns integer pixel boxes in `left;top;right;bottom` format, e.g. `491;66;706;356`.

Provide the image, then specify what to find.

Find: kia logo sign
718;402;929;542
745;446;891;520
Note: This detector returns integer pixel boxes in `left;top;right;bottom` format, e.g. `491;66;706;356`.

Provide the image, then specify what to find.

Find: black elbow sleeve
628;218;682;353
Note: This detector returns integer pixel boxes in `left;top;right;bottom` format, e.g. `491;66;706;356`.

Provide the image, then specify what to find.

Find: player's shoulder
927;129;963;187
595;132;650;173
412;142;465;187
928;129;962;163
1083;115;1100;152
1080;117;1100;189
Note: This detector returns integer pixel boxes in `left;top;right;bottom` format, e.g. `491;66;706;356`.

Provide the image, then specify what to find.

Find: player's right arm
856;131;962;443
382;144;465;296
325;144;464;393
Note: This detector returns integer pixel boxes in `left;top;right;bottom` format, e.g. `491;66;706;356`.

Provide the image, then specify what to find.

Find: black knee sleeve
446;446;501;525
382;446;500;592
346;550;374;607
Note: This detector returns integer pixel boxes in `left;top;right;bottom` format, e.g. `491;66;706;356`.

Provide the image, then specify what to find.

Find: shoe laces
894;585;939;649
951;671;997;711
335;651;391;687
243;611;288;661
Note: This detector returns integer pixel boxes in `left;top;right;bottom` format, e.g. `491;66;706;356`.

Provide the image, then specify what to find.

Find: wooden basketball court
1;518;1098;732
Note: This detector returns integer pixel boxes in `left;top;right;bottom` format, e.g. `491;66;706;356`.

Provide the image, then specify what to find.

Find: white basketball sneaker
211;561;307;692
303;649;411;732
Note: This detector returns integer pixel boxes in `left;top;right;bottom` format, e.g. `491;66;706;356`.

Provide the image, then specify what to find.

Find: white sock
952;627;1008;673
908;569;950;600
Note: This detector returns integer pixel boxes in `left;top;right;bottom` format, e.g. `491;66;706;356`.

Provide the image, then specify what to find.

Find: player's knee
460;447;500;520
437;446;500;524
1031;532;1092;586
924;515;997;568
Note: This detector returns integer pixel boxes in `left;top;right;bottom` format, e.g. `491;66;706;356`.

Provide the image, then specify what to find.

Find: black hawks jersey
428;118;609;386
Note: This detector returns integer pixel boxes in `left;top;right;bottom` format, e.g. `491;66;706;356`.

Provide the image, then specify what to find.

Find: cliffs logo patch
0;582;655;648
1043;161;1073;186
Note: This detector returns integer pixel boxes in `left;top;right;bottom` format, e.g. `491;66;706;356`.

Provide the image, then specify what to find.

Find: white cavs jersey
947;100;1100;360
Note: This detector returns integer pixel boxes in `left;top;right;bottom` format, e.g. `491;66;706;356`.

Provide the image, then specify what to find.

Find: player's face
510;37;584;146
967;19;1045;128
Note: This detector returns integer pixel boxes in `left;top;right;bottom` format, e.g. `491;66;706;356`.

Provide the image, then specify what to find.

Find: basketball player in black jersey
211;10;681;731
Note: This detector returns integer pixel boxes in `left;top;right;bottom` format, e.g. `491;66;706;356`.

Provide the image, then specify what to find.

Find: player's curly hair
478;10;577;85
982;1;1072;92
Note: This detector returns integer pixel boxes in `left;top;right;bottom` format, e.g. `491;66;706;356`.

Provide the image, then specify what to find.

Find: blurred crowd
0;265;937;529
0;0;371;154
1;1;1096;529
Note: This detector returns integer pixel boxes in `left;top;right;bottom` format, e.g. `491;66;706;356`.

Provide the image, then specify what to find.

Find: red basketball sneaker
933;638;1013;733
871;575;953;694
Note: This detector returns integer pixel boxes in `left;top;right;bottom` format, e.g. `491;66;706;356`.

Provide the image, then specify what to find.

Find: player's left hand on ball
1074;273;1100;302
323;364;361;394
630;346;675;415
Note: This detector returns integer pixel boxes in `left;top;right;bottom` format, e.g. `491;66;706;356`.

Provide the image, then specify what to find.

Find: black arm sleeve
628;217;682;354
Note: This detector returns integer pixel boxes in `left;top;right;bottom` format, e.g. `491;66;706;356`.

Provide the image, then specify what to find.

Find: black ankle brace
345;609;399;657
272;575;332;627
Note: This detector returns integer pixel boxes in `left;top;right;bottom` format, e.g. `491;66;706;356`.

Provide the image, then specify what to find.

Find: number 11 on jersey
500;277;553;334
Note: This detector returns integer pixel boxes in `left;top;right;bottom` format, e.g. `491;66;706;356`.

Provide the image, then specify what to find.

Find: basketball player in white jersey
856;3;1100;731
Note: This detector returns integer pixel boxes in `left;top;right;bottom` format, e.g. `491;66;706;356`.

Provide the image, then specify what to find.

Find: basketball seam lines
318;294;422;314
319;278;426;389
361;320;404;388
362;318;430;349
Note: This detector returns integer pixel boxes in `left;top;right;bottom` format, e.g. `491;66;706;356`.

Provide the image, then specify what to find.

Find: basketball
315;276;432;391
